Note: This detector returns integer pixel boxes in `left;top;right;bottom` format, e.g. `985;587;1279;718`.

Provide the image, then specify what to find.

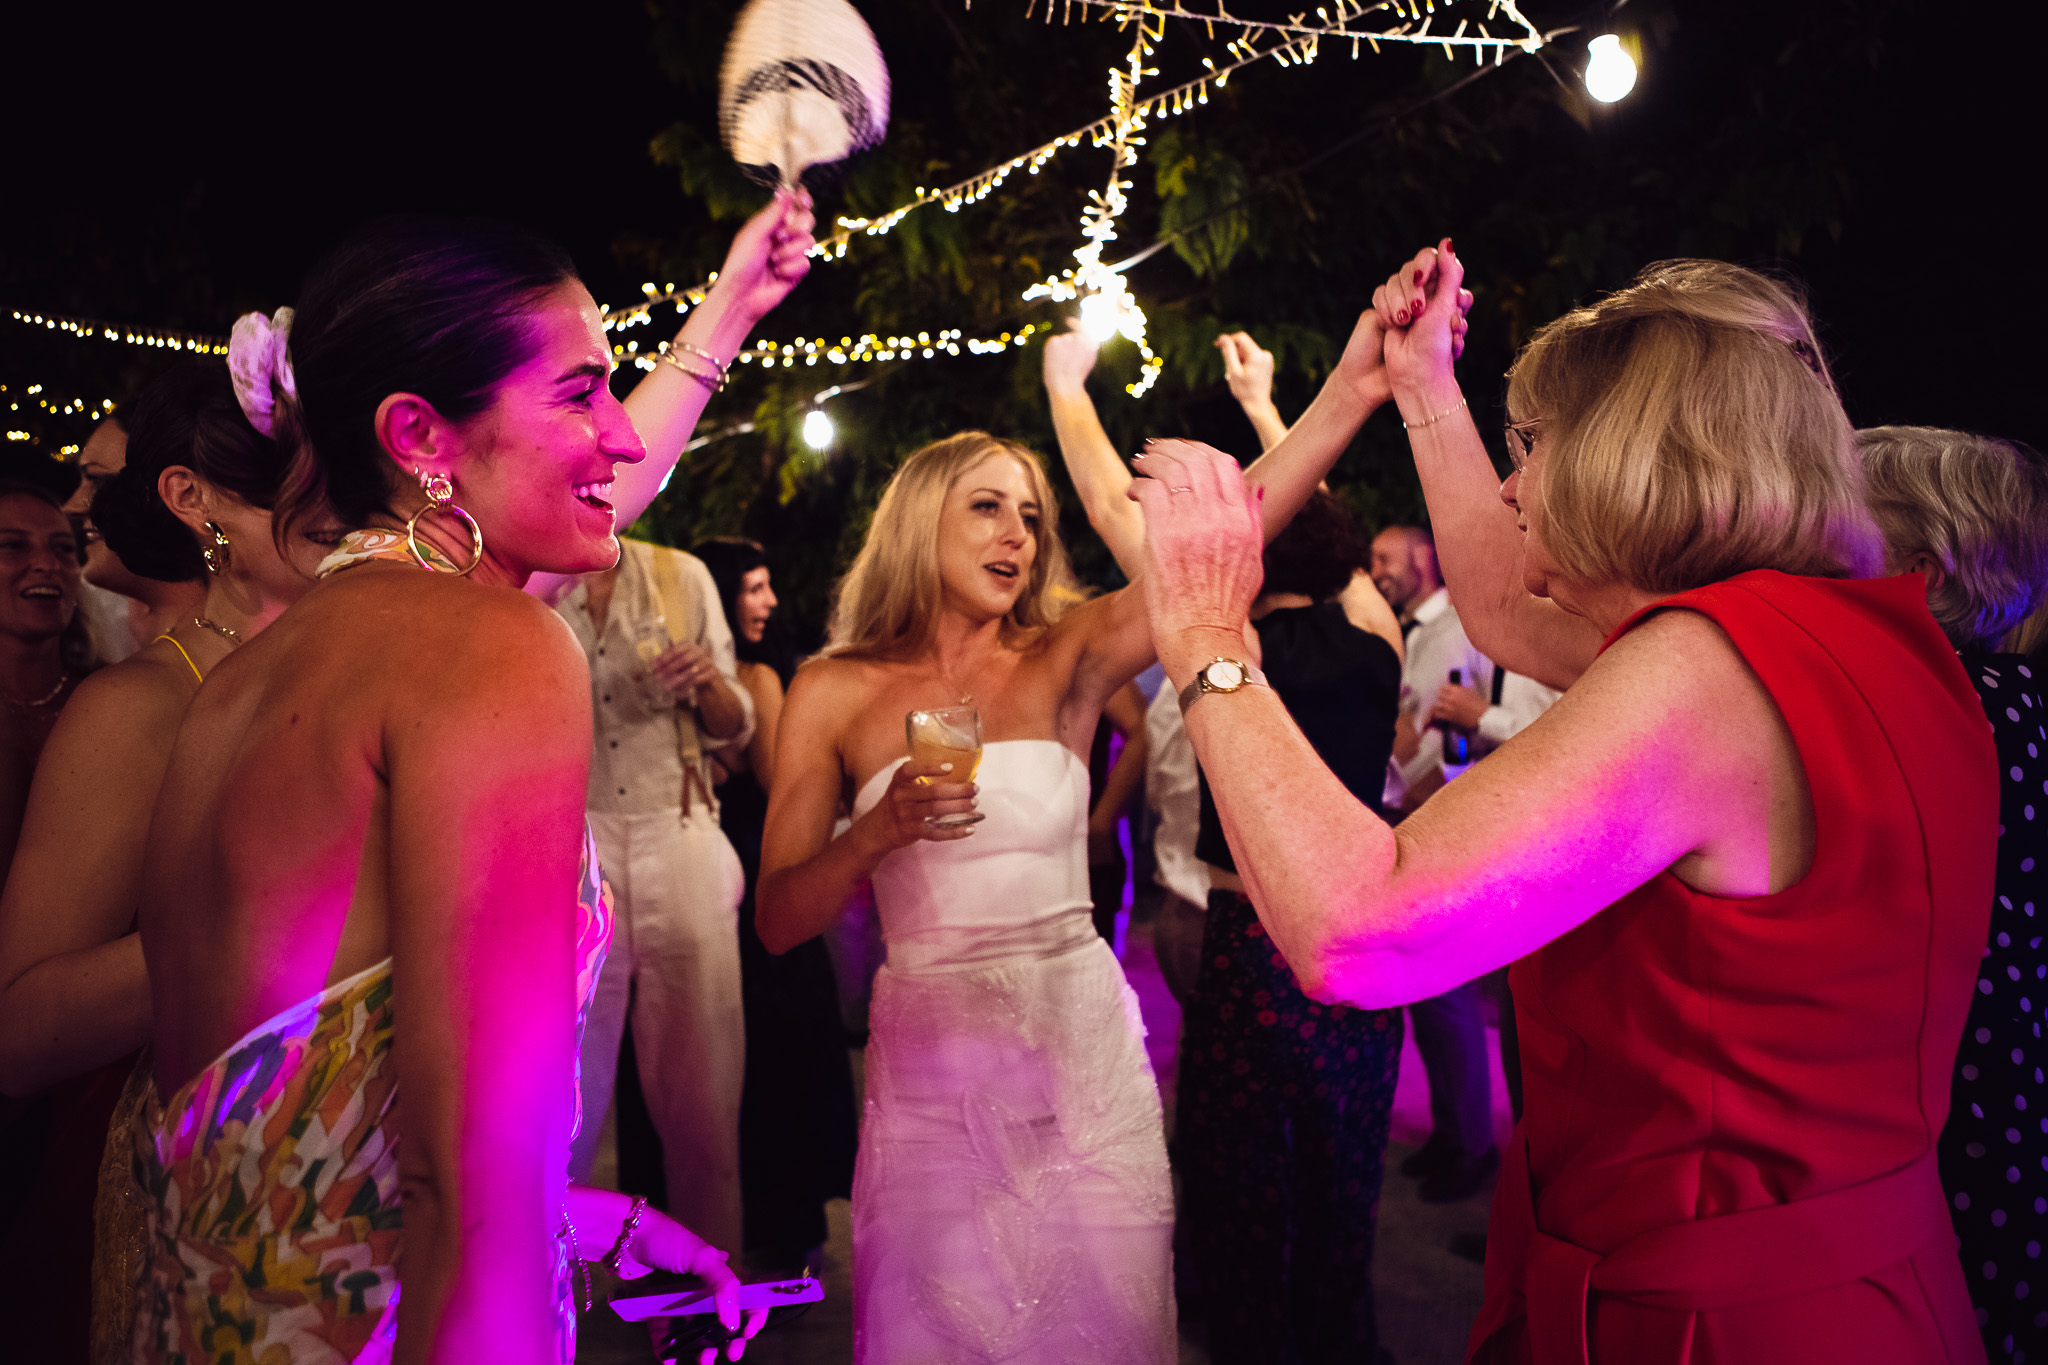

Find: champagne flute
906;704;983;829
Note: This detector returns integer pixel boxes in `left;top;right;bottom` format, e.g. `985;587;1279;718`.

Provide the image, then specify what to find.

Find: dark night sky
4;0;2045;452
1;1;688;318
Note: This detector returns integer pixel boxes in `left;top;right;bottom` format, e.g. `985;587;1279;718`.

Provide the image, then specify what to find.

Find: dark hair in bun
275;216;579;538
93;359;289;583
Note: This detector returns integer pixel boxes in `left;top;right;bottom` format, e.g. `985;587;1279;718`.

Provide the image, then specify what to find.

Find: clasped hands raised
1131;239;1472;662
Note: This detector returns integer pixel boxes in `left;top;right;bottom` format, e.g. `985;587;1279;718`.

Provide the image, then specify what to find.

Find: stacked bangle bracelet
605;1194;649;1277
659;339;730;394
1400;396;1468;430
561;1192;649;1312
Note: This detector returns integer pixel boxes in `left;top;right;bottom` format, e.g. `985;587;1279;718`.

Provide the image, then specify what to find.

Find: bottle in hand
1436;668;1473;768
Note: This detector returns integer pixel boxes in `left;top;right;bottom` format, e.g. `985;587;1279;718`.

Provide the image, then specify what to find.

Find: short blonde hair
825;431;1073;659
1507;260;1884;595
1856;425;2048;648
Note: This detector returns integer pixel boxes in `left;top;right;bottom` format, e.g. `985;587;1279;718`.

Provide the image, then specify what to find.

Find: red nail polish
1445;238;1455;254
1413;270;1425;285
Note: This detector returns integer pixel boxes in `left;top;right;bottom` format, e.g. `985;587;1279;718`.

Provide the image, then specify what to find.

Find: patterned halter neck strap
315;527;464;579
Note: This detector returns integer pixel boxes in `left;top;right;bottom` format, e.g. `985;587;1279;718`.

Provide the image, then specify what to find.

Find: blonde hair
1856;425;2048;649
825;431;1074;659
1507;259;1884;595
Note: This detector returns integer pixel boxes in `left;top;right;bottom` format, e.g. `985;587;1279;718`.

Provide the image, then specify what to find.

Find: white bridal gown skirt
851;925;1175;1364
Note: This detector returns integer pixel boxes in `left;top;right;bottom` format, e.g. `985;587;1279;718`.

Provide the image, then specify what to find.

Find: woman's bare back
142;563;569;1093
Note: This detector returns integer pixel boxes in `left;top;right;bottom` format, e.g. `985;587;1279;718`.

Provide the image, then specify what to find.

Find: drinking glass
906;704;983;828
632;618;676;710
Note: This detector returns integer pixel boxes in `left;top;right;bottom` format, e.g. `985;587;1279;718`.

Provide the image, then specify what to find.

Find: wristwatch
1177;657;1268;715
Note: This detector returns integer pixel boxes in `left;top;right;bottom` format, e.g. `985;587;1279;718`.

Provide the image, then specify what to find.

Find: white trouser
571;806;746;1252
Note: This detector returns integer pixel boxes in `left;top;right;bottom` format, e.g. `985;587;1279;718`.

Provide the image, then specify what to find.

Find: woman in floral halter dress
129;196;813;1365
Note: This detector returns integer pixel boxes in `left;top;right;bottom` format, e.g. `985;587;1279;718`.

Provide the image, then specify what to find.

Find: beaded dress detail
128;529;615;1364
849;740;1175;1363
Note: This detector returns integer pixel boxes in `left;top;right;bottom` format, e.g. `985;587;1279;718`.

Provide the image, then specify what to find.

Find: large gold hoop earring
201;521;232;576
405;469;484;576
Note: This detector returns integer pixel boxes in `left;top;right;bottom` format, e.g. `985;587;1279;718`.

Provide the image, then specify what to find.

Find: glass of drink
906;704;983;828
632;618;676;710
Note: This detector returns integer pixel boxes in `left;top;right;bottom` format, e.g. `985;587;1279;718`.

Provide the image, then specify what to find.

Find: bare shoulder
1595;606;1751;688
320;569;584;681
785;652;885;715
55;650;194;744
737;659;784;701
1561;606;1767;741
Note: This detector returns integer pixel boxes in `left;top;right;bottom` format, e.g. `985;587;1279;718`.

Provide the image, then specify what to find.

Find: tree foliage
6;0;2010;648
614;0;1905;649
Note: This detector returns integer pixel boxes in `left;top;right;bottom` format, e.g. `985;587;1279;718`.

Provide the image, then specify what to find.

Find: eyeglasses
1503;418;1542;472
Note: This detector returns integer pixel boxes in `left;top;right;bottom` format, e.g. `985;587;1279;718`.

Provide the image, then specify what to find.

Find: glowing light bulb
1078;292;1122;344
1584;34;1636;103
802;407;834;450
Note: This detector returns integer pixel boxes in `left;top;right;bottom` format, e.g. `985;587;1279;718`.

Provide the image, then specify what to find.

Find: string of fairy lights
9;309;230;355
7;0;1564;442
3;380;116;454
608;0;1544;330
610;319;1052;372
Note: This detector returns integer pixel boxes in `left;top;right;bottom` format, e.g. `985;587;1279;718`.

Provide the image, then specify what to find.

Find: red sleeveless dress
1468;571;1997;1365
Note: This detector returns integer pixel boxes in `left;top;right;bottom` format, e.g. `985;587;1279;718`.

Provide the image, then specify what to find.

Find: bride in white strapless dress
756;432;1175;1364
849;740;1173;1362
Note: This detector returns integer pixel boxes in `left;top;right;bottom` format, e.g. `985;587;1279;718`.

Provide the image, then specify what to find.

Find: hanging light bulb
1584;34;1637;103
1077;291;1123;345
802;407;835;450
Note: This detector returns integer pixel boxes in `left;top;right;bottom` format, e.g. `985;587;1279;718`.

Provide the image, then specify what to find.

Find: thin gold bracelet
1400;396;1468;430
669;339;730;379
659;344;724;393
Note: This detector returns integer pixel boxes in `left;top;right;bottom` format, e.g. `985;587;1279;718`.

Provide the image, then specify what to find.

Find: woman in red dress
1125;248;1995;1362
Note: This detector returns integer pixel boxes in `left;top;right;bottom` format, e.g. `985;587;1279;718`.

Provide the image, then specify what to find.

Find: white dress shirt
1385;588;1563;804
1387;588;1494;804
1144;684;1211;908
1477;671;1563;747
557;541;753;816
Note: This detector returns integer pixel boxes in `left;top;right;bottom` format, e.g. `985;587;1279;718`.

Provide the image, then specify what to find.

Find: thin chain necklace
192;616;242;645
3;670;72;709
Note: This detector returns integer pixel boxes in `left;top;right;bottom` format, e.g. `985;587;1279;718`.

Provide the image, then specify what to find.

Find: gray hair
1856;425;2048;649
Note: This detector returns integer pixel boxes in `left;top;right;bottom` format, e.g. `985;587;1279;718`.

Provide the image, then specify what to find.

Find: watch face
1203;659;1246;690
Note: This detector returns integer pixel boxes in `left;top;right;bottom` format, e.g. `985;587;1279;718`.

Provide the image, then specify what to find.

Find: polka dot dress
1938;652;2047;1362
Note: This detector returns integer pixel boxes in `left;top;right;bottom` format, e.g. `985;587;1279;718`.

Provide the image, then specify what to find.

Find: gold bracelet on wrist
658;343;726;393
1400;396;1468;430
669;339;730;378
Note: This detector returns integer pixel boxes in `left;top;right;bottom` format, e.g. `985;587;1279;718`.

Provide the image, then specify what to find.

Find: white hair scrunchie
226;307;298;438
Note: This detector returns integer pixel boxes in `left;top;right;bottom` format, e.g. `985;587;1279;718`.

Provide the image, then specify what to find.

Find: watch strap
1176;658;1267;715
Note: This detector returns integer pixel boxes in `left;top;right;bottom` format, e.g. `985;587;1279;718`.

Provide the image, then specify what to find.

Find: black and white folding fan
719;0;890;189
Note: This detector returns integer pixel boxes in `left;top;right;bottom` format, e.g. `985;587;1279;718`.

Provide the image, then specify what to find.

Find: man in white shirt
1369;525;1563;1201
1143;682;1210;1008
556;538;755;1250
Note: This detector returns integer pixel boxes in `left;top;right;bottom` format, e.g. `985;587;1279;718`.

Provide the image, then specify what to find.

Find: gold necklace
3;670;72;709
192;616;242;644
